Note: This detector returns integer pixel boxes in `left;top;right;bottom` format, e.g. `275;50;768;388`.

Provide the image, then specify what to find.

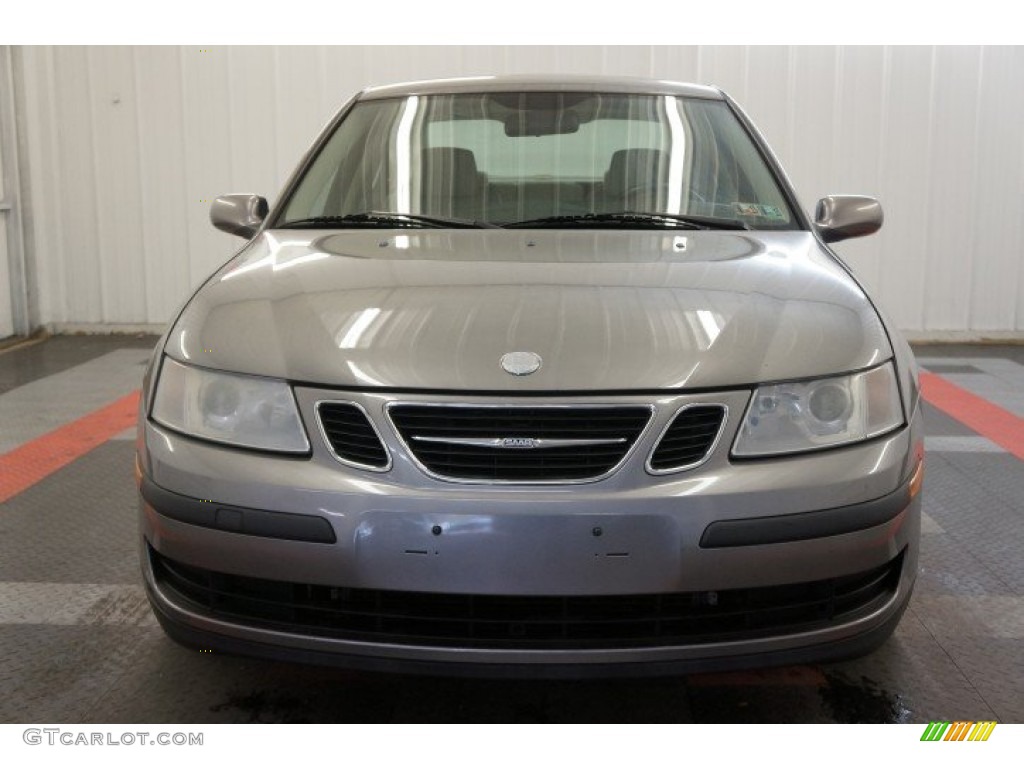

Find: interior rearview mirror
504;111;580;137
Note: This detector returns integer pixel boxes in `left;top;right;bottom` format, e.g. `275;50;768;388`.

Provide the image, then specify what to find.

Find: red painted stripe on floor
0;390;140;504
921;372;1024;461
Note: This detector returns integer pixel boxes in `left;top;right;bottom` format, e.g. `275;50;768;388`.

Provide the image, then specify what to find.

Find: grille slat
411;446;628;458
649;406;726;471
318;403;389;469
389;405;651;482
152;547;904;650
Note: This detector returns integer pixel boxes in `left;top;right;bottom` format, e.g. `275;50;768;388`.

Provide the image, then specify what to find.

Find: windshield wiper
277;212;498;229
502;212;750;230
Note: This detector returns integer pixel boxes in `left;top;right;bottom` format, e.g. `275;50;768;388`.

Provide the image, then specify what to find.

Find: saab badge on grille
500;351;542;376
500;437;537;449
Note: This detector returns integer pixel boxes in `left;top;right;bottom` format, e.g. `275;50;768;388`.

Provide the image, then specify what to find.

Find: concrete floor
1;335;1022;723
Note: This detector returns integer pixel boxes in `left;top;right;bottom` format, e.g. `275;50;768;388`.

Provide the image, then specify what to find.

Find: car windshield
276;91;798;229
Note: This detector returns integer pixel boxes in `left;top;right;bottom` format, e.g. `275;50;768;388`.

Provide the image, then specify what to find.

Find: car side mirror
814;195;883;243
210;194;269;238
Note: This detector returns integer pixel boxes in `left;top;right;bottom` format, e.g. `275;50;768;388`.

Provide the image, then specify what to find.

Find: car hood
166;229;891;391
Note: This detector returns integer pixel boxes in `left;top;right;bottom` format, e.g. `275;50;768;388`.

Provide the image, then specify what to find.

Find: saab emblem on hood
500;351;543;376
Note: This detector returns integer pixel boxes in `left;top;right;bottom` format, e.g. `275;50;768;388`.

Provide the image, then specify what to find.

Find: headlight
732;361;903;457
151;357;309;453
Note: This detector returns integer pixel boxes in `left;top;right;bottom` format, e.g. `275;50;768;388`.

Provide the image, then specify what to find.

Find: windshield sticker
734;202;786;220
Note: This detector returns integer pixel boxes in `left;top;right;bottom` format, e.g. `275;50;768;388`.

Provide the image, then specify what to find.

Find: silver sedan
137;76;923;676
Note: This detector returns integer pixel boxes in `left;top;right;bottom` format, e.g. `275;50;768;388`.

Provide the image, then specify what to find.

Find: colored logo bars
921;721;997;741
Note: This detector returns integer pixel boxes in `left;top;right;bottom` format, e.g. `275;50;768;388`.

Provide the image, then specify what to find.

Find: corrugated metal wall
0;136;12;338
14;45;1024;337
0;47;18;338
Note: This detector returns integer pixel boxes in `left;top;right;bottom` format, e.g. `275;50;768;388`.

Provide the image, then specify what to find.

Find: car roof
359;75;724;101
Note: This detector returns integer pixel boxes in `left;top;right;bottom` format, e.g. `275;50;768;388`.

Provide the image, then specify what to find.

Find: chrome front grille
387;404;653;482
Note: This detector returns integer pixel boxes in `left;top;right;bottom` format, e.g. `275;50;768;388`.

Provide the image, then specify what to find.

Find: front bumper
138;388;923;675
143;544;913;678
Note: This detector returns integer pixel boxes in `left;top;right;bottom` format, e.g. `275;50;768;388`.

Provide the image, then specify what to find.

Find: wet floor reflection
203;663;915;724
819;672;912;723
